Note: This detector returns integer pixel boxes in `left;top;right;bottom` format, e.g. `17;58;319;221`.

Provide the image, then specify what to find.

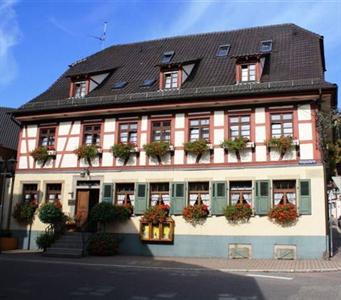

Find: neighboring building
0;107;20;229
12;24;337;258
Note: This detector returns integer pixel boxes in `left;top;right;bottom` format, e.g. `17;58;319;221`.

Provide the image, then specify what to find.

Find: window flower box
139;218;174;243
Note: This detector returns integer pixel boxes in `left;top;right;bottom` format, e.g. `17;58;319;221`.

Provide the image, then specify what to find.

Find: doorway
75;189;99;231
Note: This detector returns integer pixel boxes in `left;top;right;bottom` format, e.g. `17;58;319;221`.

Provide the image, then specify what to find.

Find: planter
140;218;174;243
0;237;18;251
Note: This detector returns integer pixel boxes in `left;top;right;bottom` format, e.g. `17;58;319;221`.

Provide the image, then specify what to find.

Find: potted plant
266;136;294;159
36;232;56;251
143;141;171;164
182;203;209;225
89;202;116;232
221;137;249;160
112;143;136;165
30;146;56;166
224;203;252;223
38;203;65;240
184;139;210;163
142;204;170;224
0;230;18;251
74;144;100;166
268;203;298;226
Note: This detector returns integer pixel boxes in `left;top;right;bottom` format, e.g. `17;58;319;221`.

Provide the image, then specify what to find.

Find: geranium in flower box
268;203;298;226
142;204;170;225
182;204;209;225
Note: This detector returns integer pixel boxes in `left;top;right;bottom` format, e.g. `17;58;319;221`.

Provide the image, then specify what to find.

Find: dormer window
74;81;87;98
164;71;178;89
216;44;230;57
260;40;272;52
241;64;256;82
161;51;175;64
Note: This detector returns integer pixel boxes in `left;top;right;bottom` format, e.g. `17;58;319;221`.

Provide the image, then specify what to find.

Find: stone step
44;247;83;258
52;242;83;249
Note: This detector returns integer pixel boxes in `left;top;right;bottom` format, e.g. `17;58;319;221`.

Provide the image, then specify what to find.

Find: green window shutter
255;180;271;215
299;180;311;215
134;183;148;215
102;183;113;203
211;181;227;215
170;182;186;215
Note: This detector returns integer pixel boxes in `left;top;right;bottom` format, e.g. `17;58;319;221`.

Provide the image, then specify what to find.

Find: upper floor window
271;113;293;138
39;127;56;148
273;180;296;205
74;81;87;98
119;123;138;144
152;120;171;142
229;116;250;139
216;44;230;57
22;184;38;203
164;71;178;89
260;40;272;53
241;64;256;82
189;119;210;142
83;124;101;145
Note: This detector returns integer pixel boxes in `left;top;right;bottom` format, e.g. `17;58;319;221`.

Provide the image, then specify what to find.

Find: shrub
143;141;170;164
38;203;64;225
89;202;116;231
267;136;294;156
12;202;38;224
87;232;118;256
221;137;249;159
268;203;298;226
112;143;135;162
224;203;252;223
184;139;209;163
142;204;170;224
74;144;99;166
30;146;50;165
113;204;133;221
182;204;209;225
36;232;56;251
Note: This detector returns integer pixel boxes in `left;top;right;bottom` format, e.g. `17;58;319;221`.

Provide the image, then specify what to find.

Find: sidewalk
1;250;341;273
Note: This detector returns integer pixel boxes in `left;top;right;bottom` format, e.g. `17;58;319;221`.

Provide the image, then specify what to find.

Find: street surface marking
246;274;293;280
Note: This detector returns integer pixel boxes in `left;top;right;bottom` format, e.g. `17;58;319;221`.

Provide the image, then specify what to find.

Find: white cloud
0;0;21;87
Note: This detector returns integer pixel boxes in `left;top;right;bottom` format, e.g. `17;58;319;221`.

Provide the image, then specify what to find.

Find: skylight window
112;81;127;89
141;79;156;87
161;51;175;64
260;40;272;52
216;44;230;57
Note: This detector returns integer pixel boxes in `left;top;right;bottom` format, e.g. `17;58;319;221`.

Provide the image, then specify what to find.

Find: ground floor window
22;184;38;204
230;181;252;206
116;183;135;206
45;183;62;207
273;180;296;205
150;183;170;206
188;182;209;208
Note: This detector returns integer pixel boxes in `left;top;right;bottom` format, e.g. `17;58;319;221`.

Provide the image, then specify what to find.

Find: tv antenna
90;21;108;49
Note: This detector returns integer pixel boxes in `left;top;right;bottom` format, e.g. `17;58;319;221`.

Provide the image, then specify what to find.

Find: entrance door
76;190;90;228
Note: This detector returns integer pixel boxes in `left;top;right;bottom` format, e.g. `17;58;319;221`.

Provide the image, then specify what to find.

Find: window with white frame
229;115;250;139
83;124;101;145
74;81;87;98
230;181;252;206
39;127;56;148
119;123;138;144
188;182;209;208
150;183;170;207
164;71;178;89
115;183;135;206
273;180;296;205
241;64;256;82
271;113;293;138
189;119;210;142
152;120;171;142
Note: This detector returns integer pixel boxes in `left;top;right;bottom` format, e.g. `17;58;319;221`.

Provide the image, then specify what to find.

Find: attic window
161;51;175;64
73;81;87;98
260;40;272;52
112;81;127;89
216;44;230;57
141;79;156;87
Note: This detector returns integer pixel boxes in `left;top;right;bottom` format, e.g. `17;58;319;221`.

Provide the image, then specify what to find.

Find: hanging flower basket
141;204;170;225
268;203;298;226
182;204;209;225
184;139;210;163
112;143;136;164
74;144;100;166
30;146;56;166
224;203;252;223
221;137;249;160
266;136;294;158
143;141;171;164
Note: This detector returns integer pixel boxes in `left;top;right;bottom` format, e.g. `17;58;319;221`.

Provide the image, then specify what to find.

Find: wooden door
76;190;90;227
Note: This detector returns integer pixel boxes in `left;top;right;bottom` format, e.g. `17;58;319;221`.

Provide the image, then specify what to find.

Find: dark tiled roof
0;107;20;151
18;23;334;113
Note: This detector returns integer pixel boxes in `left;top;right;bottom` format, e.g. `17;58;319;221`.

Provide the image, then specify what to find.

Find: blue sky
0;0;340;108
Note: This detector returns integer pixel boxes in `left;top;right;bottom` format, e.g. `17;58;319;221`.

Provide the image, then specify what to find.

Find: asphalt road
0;258;341;300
